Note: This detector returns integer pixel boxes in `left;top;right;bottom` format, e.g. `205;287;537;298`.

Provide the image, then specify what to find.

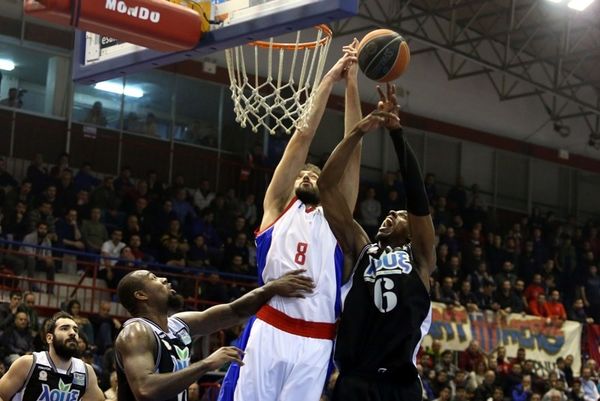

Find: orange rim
249;24;332;50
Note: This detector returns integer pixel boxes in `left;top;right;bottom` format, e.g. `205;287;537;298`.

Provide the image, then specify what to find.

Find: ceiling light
94;81;144;98
0;59;15;71
545;0;563;3
568;0;595;10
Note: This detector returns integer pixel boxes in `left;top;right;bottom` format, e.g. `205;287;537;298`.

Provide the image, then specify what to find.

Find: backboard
72;0;359;85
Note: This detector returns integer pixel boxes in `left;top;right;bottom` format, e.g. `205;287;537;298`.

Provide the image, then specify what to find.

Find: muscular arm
318;122;372;280
175;270;313;336
0;355;33;401
388;129;436;278
260;53;355;231
116;322;232;401
81;364;105;401
339;40;363;212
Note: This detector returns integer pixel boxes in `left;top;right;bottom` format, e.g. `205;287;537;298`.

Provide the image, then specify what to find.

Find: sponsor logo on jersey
364;249;413;282
105;0;161;23
37;379;80;401
172;345;190;371
38;370;48;381
73;372;85;386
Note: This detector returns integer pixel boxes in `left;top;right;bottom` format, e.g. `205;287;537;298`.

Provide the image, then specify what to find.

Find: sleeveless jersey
12;351;87;401
255;198;344;323
116;316;192;401
335;243;432;381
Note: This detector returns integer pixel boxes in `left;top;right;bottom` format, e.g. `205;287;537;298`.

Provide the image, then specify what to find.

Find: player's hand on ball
377;83;402;130
204;346;245;369
326;51;358;82
342;38;360;81
269;269;315;298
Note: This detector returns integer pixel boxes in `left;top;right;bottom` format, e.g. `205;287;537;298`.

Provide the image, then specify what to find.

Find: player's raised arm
339;38;363;212
260;51;356;230
174;270;314;335
318;111;394;278
381;84;436;277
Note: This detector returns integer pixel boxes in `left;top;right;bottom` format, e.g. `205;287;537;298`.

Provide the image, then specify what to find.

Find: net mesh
225;25;332;135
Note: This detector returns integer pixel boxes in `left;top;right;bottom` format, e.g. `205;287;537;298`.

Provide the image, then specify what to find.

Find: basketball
357;29;410;82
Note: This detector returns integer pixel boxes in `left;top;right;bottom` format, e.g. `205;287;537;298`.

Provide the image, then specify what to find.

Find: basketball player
0;312;105;401
114;268;314;401
219;40;364;401
317;84;435;401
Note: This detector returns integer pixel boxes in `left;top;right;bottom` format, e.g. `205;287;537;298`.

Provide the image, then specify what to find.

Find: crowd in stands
0;151;599;400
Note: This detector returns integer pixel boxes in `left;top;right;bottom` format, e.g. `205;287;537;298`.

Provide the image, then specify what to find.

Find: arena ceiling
331;0;600;148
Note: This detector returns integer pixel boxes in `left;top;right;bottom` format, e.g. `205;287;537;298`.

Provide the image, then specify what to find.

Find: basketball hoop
225;25;333;135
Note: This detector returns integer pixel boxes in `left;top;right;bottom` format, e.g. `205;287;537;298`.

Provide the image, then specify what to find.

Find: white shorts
233;319;333;401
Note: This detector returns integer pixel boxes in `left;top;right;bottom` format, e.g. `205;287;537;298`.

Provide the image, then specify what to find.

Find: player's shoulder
116;320;155;350
8;354;35;375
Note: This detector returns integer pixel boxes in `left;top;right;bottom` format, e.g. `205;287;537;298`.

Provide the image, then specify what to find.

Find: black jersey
116;316;192;401
335;243;432;382
13;351;87;401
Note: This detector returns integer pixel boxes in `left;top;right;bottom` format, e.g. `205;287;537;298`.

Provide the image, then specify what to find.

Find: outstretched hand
268;269;315;298
342;38;360;82
377;83;402;130
325;42;359;82
356;110;400;133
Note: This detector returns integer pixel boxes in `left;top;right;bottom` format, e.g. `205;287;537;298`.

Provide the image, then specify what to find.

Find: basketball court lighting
568;0;595;10
545;0;563;3
0;59;15;71
94;81;144;98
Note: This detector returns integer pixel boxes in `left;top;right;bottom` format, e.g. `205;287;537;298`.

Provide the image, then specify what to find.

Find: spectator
477;280;497;311
158;237;186;268
433;385;452;401
471;261;493;294
0;291;22;330
441;226;461;256
100;228;126;285
460;340;486;373
519;240;538;284
512;375;533;401
438;276;460;306
65;299;94;345
90;176;119;210
84;101;108;126
55;208;85;274
580;367;600;401
474;370;497;401
160;219;189;255
1;311;34;366
81;207;108;254
359;187;381;238
5;182;34;219
128;234;148;262
113;166;135;200
494;280;523;314
381;189;404;218
73;162;100;192
55;169;77;216
20;222;55;292
580;265;600;323
25;155;49;196
546;290;567;323
0;87;23;108
89;301;121;355
172;188;196;224
525;274;546;303
436;350;458;379
199;270;230;304
569;298;594;324
240;193;258;227
123;214;143;244
26;200;56;235
467;361;488;392
447;176;468;213
20;292;39;336
192;179;216;212
529;293;551;318
459;280;479;312
495;261;518;288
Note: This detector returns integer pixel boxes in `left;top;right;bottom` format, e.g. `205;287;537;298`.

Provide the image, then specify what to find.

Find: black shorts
332;374;422;401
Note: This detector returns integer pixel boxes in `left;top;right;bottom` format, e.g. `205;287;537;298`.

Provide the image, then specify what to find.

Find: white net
225;25;332;135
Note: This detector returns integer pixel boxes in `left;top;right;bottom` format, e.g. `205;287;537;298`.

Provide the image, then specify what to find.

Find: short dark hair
9;290;22;299
66;299;81;315
117;272;146;314
45;311;75;334
301;163;321;175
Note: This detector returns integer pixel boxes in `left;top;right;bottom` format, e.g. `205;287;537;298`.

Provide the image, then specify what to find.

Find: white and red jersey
255;197;344;324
